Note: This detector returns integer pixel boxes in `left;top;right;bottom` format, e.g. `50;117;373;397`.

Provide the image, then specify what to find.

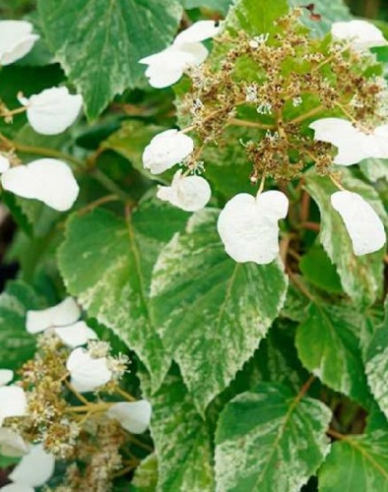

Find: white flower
331;191;386;256
174;20;220;44
0;21;39;66
0;428;29;457
54;321;98;348
0;155;10;173
0;369;13;386
107;400;152;434
157;169;211;212
309;118;388;165
26;297;80;334
0;386;27;426
18;87;83;135
1;158;79;211
142;130;194;174
332;20;387;50
139;21;220;88
140;43;208;88
1;484;34;492
9;444;55;488
66;347;112;393
217;190;289;264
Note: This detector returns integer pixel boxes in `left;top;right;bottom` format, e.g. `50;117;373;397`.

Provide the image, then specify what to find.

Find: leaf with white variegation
215;383;332;492
143;371;215;492
319;430;388;491
150;209;288;412
296;302;371;406
58;199;189;390
305;172;385;306
0;281;43;369
131;454;158;492
38;0;182;119
365;304;388;419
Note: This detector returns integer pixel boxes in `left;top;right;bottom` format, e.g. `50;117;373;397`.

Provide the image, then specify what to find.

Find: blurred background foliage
0;0;387;20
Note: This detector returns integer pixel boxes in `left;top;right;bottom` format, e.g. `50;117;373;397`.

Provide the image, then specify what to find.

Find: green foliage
1;0;388;489
150;209;288;412
38;0;183;119
215;383;332;491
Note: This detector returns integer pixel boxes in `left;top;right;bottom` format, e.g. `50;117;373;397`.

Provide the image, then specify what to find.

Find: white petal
0;428;29;457
362;125;388;159
0;21;39;66
0;369;13;386
142;130;194;174
1;158;79;211
10;444;55;487
0;484;34;492
217;190;289;264
0;386;27;425
140;43;208;88
310;118;370;165
19;87;83;135
66;348;112;393
26;297;81;334
331;191;386;255
157;170;211;211
332;20;387;50
107;400;152;434
174;20;220;44
54;321;98;348
0;155;11;173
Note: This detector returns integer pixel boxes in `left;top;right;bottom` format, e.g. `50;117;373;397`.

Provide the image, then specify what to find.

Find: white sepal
174;20;221;44
157;169;211;212
0;428;29;457
0;484;34;492
26;297;81;335
0;386;27;426
331;20;387;50
1;158;80;211
0;155;11;173
0;21;39;66
217;190;289;264
54;321;98;348
142;130;194;174
0;369;13;387
107;400;152;434
18;87;83;135
331;190;386;255
66;347;112;393
9;444;55;487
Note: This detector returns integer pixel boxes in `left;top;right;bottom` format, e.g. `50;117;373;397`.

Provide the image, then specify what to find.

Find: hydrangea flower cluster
0;297;152;491
140;13;387;264
0;21;83;213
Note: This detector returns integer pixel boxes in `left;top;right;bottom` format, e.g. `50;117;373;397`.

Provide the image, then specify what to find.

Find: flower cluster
0;297;152;491
140;13;387;264
0;21;83;212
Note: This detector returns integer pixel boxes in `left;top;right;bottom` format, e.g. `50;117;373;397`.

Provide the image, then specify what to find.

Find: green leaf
365;306;388;419
299;244;343;294
144;371;215;492
319;430;388;491
0;281;44;369
304;172;385;306
58;199;189;390
226;0;289;36
181;0;231;14
150;209;288;412
288;0;351;36
360;158;388;182
296;302;371;406
131;454;158;492
38;0;183;119
215;383;331;491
